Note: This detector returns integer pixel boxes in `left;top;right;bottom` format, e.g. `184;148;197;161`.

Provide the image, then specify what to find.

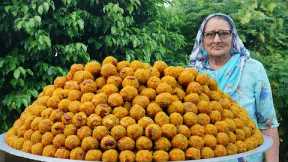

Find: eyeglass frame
203;30;232;41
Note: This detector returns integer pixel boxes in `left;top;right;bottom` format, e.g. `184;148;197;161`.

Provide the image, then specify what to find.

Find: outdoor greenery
0;0;288;161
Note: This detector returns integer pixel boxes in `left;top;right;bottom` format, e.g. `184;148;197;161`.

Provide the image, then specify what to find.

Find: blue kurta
199;56;279;162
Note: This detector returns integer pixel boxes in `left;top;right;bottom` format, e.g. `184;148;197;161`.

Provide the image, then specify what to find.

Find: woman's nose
213;33;221;42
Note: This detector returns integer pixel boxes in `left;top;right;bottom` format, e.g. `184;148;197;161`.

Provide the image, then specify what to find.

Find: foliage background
0;0;287;161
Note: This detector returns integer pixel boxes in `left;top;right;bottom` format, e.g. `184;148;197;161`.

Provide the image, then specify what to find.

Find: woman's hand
262;127;279;162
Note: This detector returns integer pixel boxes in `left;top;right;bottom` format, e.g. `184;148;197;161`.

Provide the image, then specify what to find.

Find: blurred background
0;0;287;161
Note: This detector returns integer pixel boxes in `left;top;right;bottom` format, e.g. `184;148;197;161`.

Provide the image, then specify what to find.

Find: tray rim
0;133;273;162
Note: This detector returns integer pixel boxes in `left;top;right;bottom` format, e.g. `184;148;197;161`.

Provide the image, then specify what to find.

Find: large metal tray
0;133;272;162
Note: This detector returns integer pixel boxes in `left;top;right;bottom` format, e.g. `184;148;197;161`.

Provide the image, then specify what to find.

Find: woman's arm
262;128;279;162
250;61;280;162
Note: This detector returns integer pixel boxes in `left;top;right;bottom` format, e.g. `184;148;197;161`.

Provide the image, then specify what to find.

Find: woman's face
203;18;232;58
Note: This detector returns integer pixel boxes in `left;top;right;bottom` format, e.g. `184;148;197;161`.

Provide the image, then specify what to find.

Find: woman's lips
212;46;224;50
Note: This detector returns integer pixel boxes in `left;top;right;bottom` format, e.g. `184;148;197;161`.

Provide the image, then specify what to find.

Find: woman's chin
209;51;227;57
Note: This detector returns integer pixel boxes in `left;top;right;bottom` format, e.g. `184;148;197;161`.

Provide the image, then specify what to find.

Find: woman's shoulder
242;58;268;82
245;58;265;69
244;58;266;72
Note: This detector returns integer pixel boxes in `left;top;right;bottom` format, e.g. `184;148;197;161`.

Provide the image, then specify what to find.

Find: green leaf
0;60;4;68
258;33;265;43
94;41;102;49
34;16;41;24
111;26;117;34
4;6;11;13
240;12;252;25
19;67;26;75
38;6;44;15
22;98;29;107
267;2;277;13
15;19;24;30
29;89;38;97
26;69;34;76
13;69;20;79
10;79;24;88
43;2;50;12
127;5;134;14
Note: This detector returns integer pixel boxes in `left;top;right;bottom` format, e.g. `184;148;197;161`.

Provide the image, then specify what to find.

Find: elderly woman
189;13;279;162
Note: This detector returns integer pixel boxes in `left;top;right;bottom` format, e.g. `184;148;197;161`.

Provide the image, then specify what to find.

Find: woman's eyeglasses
203;30;232;40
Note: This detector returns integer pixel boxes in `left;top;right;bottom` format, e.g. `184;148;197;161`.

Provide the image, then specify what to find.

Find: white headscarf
188;13;250;71
188;13;251;96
